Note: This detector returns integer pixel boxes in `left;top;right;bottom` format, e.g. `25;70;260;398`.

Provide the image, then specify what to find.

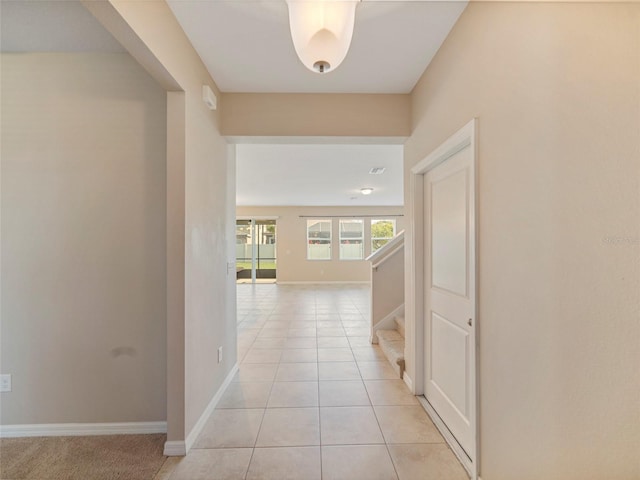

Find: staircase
366;231;405;379
376;315;405;377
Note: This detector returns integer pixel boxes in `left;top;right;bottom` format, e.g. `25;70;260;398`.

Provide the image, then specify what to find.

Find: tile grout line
240;298;277;480
354;330;402;480
368;381;402;480
315;299;323;480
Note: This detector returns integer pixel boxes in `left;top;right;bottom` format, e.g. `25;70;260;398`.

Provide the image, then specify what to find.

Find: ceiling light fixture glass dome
360;187;374;195
286;0;358;74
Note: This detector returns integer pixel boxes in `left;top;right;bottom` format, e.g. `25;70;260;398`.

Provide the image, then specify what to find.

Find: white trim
366;230;405;264
173;363;239;456
406;165;424;395
225;136;407;145
370;244;403;270
410;123;473;175
0;421;166;438
276;281;370;285
418;395;474;478
408;118;479;479
236;216;279;220
163;441;186;456
403;372;413;391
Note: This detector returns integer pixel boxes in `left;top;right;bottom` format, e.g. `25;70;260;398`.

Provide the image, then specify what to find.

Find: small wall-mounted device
202;85;217;110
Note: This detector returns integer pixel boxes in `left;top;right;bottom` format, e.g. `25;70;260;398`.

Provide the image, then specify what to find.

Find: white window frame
307;219;332;260
371;218;397;253
339;219;364;260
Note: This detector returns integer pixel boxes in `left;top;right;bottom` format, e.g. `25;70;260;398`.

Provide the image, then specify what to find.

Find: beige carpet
0;434;166;480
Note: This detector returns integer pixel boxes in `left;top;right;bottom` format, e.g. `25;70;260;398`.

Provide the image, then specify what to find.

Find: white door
423;144;476;460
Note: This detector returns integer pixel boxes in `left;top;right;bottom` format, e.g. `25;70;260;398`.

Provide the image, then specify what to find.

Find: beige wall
93;0;238;445
236;206;404;283
1;53;167;424
222;93;410;139
405;3;640;479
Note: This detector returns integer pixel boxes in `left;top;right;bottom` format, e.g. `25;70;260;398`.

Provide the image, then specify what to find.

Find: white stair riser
395;316;405;338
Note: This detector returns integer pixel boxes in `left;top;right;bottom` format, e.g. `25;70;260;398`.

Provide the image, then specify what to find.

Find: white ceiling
236;144;403;206
167;0;467;94
1;1;460;207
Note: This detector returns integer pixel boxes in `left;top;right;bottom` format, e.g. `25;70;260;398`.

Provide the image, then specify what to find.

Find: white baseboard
402;371;413;392
163;440;186;456
0;421;166;438
162;363;239;457
276;281;370;285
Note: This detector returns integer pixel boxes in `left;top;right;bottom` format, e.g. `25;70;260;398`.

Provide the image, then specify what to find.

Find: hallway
167;284;468;480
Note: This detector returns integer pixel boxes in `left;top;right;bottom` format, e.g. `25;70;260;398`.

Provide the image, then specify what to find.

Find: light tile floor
164;284;468;480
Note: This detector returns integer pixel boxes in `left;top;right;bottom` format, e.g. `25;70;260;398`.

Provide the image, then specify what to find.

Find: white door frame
407;118;479;479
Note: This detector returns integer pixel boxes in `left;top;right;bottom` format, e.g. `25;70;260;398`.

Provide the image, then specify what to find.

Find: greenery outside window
371;219;396;252
307;219;331;260
339;219;364;260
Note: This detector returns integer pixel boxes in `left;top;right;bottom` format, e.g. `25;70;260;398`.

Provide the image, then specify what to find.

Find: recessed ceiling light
361;188;374;195
369;167;386;175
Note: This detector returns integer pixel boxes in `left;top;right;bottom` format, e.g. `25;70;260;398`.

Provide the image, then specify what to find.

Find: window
307;219;331;260
371;219;396;252
339;219;364;260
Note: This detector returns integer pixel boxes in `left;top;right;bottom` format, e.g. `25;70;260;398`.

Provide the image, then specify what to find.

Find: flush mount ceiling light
360;187;374;195
286;0;358;74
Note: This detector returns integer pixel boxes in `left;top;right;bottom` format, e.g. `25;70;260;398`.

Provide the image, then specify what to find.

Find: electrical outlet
217;347;223;364
0;374;11;393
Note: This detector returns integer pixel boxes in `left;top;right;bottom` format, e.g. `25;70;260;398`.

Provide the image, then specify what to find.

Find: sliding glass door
235;219;277;283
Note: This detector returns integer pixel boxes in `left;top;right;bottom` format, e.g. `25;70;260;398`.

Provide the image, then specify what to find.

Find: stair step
395;316;405;338
375;329;405;378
